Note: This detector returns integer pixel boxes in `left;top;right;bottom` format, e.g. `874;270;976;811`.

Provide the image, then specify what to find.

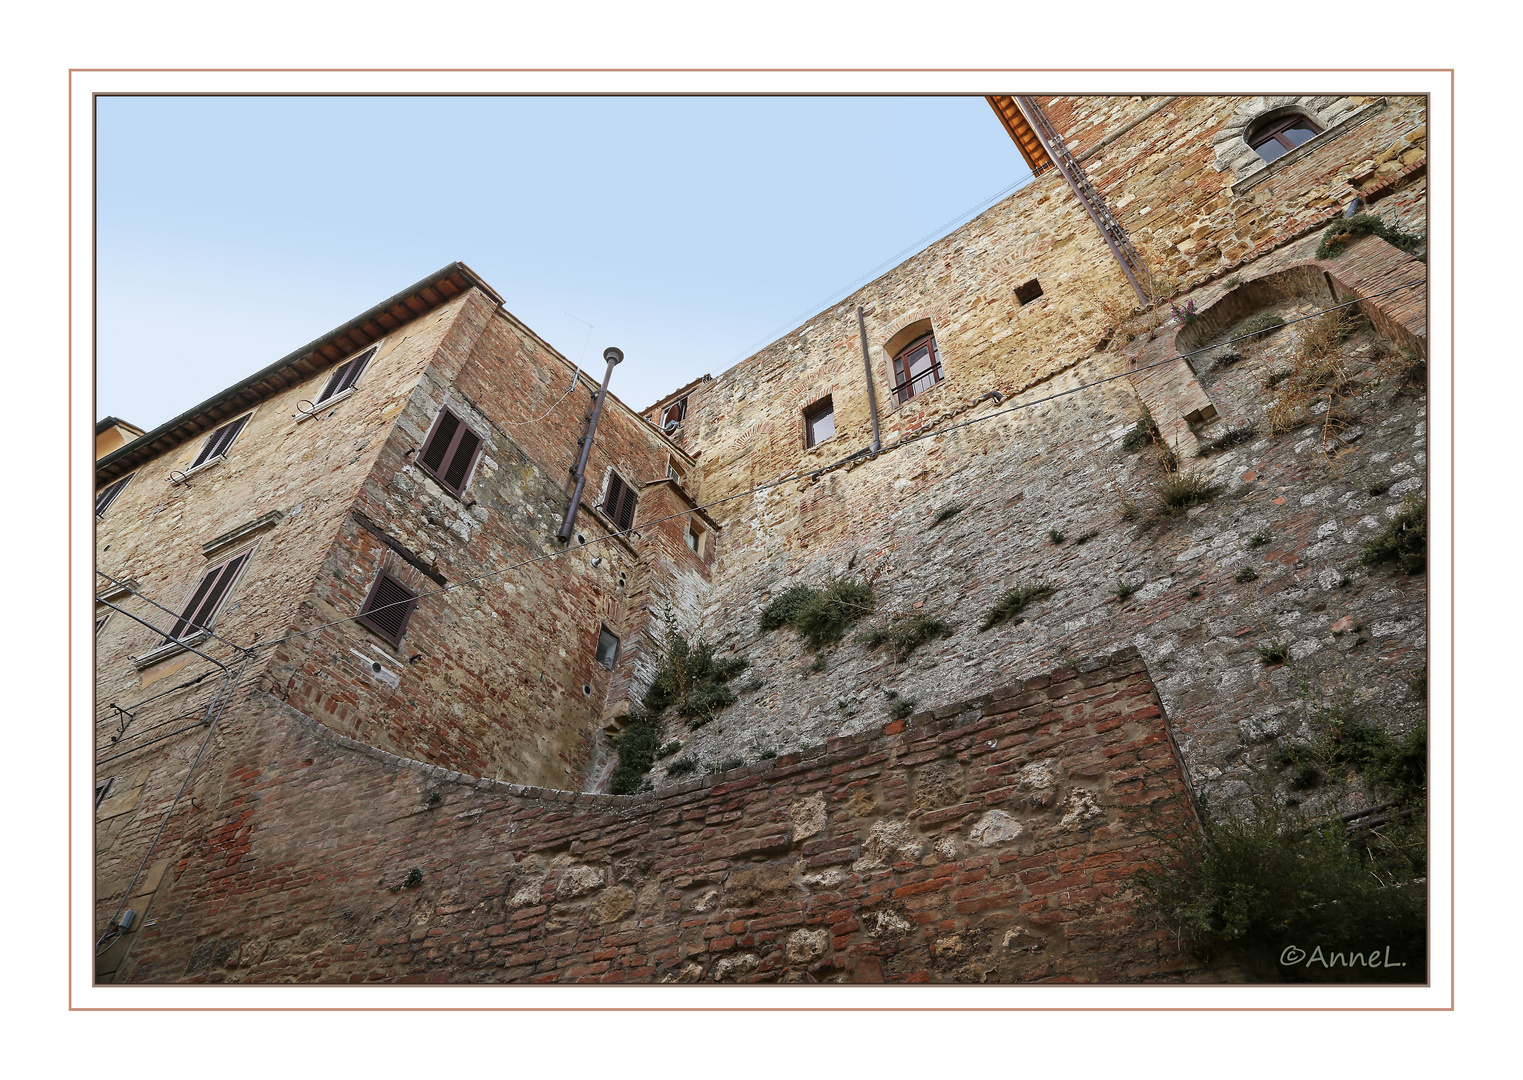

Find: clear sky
97;95;1030;430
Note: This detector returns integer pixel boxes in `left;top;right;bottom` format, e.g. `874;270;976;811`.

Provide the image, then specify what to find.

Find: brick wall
112;648;1204;984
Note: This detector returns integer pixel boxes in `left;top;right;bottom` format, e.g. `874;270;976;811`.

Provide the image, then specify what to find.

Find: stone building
93;93;1427;984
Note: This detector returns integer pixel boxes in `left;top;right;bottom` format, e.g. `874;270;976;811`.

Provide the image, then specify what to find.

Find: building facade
93;93;1428;984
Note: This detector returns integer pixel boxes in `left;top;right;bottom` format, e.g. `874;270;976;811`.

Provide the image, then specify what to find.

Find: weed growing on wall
1121;413;1160;453
1152;471;1224;515
978;583;1056;632
931;504;966;526
759;577;876;650
859;614;954;661
1239;313;1285;341
887;695;919;720
1196;424;1258;457
609;722;661;795
1314;213;1425;260
1360;497;1426;575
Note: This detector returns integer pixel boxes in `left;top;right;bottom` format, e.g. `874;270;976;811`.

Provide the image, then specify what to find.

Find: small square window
357;570;420;647
1015;279;1044;306
685;520;708;558
595;627;620;670
892;334;943;404
804;396;836;448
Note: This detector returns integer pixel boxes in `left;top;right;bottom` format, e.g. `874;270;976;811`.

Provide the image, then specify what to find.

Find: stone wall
110;648;1205;985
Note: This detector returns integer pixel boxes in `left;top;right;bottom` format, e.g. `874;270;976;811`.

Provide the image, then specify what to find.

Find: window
1246;113;1323;164
316;346;376;404
95;614;110;635
418;408;484;496
804;396;835;448
892;333;943;404
601;470;639;532
595;627;620;670
661;398;687;428
685;520;708;558
1014;278;1044;306
165;552;250;643
95;778;114;808
189;414;251;470
95;473;135;517
357;570;419;646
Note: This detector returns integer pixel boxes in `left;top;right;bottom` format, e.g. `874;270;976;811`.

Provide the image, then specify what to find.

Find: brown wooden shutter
418;408;483;496
191;415;250;469
443;427;481;491
358;570;419;645
603;471;638;532
319;346;375;402
166;552;248;641
603;472;625;521
420;410;461;474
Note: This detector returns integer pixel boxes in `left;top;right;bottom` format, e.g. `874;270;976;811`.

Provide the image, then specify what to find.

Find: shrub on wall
758;577;875;651
1360;497;1426;575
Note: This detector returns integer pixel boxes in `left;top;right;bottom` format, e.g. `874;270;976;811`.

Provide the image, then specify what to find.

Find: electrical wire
249;276;1425;653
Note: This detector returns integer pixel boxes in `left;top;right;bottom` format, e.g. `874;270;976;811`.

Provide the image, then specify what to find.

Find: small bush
1315;213;1425;260
859;614;954;660
1188;587;1201;599
888;696;918;721
1256;640;1289;665
1072;528;1099;545
642;632;749;726
1152;471;1224;515
1048;529;1066;544
1198;425;1258;457
655;740;683;759
609;722;661;795
980;583;1056;631
1121;414;1160;453
1367;479;1394;497
403;868;423;888
1247;529;1272;549
1360;498;1426;575
1239;313;1285;341
757;748;777;760
932;504;965;526
1113;580;1141;602
808;652;827;673
664;756;698;777
1207;347;1244;370
713;755;745;774
760;578;876;650
1236;566;1260;583
1407;671;1427;699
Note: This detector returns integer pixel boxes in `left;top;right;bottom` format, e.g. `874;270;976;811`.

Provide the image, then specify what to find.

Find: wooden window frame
189;414;251;471
595;626;620;670
356;569;420;647
417;406;485;498
316;345;376;404
891;333;944;404
600;469;639;533
804;395;836;448
95;472;136;518
1247;113;1324;163
684;519;708;559
165;551;251;644
661;398;688;428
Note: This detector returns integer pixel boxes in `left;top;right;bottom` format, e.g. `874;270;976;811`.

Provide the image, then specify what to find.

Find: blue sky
97;95;1030;429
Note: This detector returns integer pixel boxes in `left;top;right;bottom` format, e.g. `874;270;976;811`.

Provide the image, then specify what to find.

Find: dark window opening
95;778;114;808
166;552;250;642
96;473;135;517
601;470;639;532
317;345;376;403
1015;279;1044;306
804;396;836;448
357;569;419;647
892;333;943;404
1247;113;1323;164
190;414;250;470
595;627;620;670
95;614;109;635
418;407;484;496
661;398;687;428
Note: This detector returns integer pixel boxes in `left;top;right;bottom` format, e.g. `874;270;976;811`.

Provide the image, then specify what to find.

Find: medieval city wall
111;648;1206;985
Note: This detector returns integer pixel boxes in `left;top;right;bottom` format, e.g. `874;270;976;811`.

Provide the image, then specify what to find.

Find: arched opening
883;319;943;404
1245;111;1323;164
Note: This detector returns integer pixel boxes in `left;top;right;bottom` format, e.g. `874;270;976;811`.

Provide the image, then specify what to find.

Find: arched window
892;332;943;403
1246;112;1323;164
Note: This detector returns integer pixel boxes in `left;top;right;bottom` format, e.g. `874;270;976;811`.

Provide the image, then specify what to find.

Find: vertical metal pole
558;347;624;542
856;306;882;453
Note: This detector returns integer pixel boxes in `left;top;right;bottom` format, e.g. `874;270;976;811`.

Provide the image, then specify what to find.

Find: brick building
93;93;1428;984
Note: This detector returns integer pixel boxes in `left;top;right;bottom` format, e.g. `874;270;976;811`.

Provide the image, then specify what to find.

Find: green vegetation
1256;639;1289;665
759;578;876;650
1072;529;1100;545
1236;566;1260;583
1239;313;1285;340
1315;213;1425;260
713;755;745;774
609;722;662;795
859;614;954;661
1153;470;1225;515
1048;529;1066;544
1113;579;1142;602
1121;413;1160;453
932;504;966;526
888;695;919;721
1360;497;1426;575
1196;424;1259;457
664;756;698;777
1247;529;1272;549
979;583;1056;632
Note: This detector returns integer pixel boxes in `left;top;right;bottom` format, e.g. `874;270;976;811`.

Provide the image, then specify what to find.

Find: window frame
803;395;836;449
594;626;620;670
600;469;639;533
133;550;252;668
95;472;136;518
684;519;709;559
356;568;420;647
891;332;944;404
185;413;253;474
660;397;688;428
1246;113;1324;163
416;406;485;498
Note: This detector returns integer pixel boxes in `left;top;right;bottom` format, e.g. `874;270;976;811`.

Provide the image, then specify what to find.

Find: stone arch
875;309;949;408
1211;96;1357;179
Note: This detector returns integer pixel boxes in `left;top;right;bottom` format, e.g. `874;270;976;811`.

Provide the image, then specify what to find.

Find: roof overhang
95;262;503;485
986;97;1054;175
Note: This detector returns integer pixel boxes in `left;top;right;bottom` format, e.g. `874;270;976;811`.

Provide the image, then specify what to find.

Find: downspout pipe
558;347;624;543
856;306;882;453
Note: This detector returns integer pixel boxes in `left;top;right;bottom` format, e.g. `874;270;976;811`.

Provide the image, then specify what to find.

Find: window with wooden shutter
357;570;419;646
190;414;251;470
316;346;376;404
417;408;483;496
600;470;638;532
165;552;250;642
96;473;135;517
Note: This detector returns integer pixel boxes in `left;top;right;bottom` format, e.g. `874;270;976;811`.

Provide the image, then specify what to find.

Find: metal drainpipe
856;306;882;453
558;347;624;543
